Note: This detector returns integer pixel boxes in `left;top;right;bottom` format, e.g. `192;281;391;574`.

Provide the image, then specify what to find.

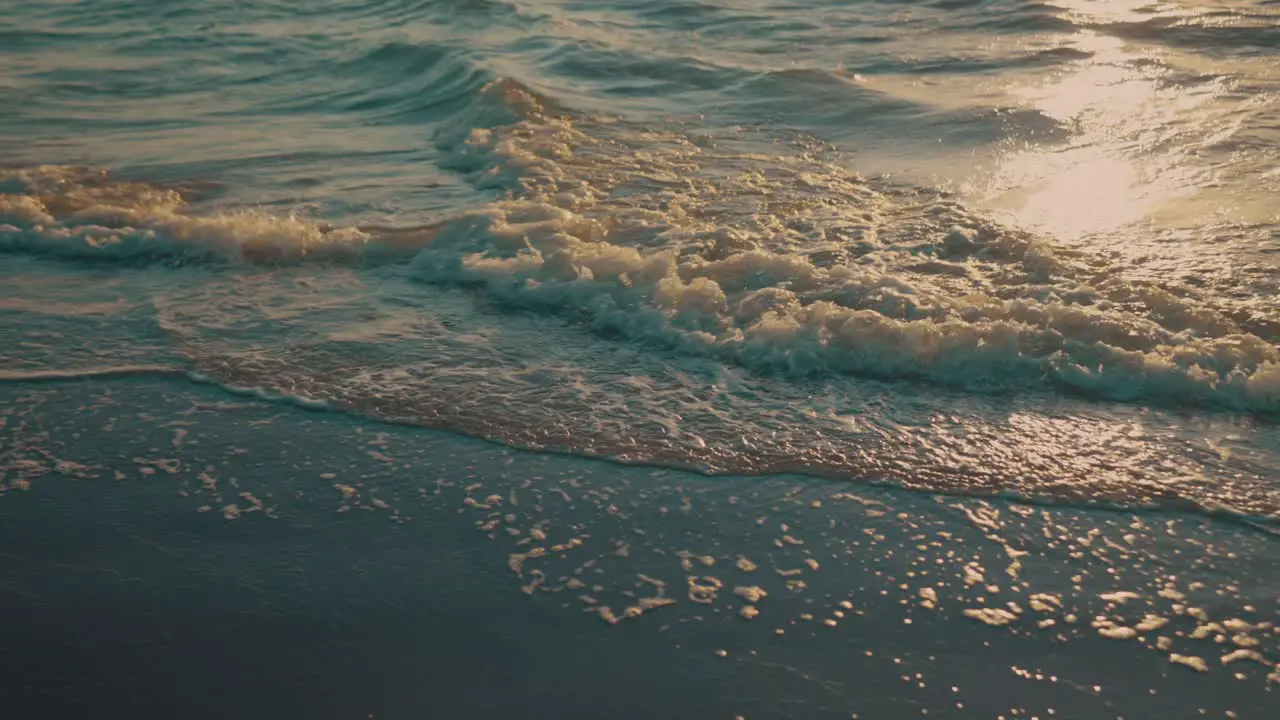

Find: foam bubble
1169;654;1209;673
963;607;1019;626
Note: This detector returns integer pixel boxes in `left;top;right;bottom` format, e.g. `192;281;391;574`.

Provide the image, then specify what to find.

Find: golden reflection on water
979;1;1225;241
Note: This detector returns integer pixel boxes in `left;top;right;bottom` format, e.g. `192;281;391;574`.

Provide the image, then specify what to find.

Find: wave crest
0;165;378;263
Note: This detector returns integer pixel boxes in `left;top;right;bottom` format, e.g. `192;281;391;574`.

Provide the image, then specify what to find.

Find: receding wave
154;277;1280;523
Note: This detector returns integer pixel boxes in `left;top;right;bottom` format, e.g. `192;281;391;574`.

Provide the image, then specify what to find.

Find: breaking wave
409;86;1280;412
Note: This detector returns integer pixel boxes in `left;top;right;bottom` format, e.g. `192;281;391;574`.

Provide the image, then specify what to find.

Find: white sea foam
0;166;376;262
409;107;1280;411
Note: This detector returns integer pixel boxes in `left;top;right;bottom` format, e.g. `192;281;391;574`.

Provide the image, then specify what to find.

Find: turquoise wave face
2;0;1279;522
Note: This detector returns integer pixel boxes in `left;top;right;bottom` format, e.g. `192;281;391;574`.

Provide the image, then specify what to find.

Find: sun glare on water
978;0;1244;241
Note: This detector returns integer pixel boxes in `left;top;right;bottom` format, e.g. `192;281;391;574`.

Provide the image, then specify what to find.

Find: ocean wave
411;200;1280;412
7;74;1278;414
0;71;549;264
0;167;381;263
542;42;748;97
854;46;1094;76
1092;9;1280;51
250;40;502;124
0;364;187;383
12;106;1278;414
411;109;1280;413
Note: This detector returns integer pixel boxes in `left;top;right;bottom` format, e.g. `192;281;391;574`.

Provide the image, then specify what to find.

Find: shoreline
2;377;1276;718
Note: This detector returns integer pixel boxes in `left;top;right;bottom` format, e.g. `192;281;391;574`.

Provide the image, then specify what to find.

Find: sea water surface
2;1;1279;718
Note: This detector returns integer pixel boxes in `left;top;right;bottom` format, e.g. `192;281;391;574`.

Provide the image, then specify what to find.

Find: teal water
2;1;1280;717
